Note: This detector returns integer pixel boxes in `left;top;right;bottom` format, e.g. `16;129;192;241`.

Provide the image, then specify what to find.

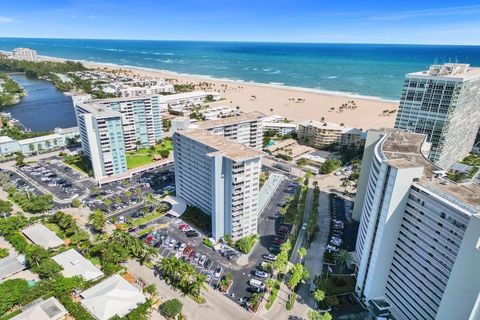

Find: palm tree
313;289;326;304
298;247;307;261
190;273;207;298
334;249;352;272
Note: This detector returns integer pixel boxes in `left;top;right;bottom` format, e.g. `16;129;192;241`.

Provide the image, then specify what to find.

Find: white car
302;222;307;230
174;252;182;259
206;271;213;282
198;255;207;266
254;270;270;279
168;239;176;247
178;243;186;252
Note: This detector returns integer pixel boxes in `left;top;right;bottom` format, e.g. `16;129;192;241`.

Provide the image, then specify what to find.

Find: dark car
203;259;212;269
269;245;281;254
186;230;199;238
273;236;286;244
277;226;289;234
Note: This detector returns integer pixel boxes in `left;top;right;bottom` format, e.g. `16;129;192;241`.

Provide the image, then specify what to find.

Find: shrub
160;299;183;318
286;293;296;310
71;198;81;208
319;159;341;174
235;235;258;254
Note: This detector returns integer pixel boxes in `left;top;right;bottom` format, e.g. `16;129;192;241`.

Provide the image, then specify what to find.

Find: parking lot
18;159;84;200
132;175;299;307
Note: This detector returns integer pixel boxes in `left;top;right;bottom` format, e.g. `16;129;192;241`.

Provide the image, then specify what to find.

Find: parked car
168;239;177;247
193;252;201;264
188;250;196;260
204;259;212;269
254;270;270;279
199;255;207;266
262;253;277;261
206;271;213;282
178;243;186;252
214;266;223;279
183;246;193;256
186;230;199;238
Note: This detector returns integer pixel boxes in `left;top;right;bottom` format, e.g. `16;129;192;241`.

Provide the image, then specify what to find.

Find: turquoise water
1;38;479;99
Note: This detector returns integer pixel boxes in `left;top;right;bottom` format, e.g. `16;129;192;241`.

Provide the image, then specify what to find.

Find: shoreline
34;53;398;129
39;54;399;103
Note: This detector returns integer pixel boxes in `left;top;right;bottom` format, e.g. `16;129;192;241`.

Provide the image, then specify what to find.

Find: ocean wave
157;59;174;63
327;76;339;79
153;52;175;56
102;48;125;52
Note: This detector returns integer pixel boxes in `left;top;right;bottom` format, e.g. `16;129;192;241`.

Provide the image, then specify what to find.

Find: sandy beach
45;56;399;130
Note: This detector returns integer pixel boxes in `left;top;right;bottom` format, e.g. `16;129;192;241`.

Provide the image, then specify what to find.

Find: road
124;260;267;320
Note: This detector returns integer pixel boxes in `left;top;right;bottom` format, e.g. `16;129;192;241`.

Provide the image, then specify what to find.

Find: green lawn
63;154;93;176
126;140;173;169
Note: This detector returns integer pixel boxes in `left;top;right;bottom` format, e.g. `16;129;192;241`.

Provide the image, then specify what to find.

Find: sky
0;0;479;44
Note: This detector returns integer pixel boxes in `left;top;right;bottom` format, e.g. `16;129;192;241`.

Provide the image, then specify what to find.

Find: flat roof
177;129;263;162
379;130;480;209
76;102;121;118
0;136;15;143
22;224;64;249
19;134;63;145
0;255;26;281
196;111;265;129
52;249;104;281
11;297;68;320
80;274;146;320
300;120;359;133
408;63;480;81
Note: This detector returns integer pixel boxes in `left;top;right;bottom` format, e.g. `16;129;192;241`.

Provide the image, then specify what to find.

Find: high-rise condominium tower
173;129;262;240
353;129;480;320
394;63;480;169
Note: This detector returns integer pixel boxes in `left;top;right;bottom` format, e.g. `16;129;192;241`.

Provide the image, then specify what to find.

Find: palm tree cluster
156;256;206;300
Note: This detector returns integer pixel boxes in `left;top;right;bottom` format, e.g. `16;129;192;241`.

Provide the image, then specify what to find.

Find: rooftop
52;249;104;281
18;134;63;145
22;224;64;249
80;274;146;320
11;297;68;320
177;129;263;161
0;254;26;281
300;120;360;133
379;130;480;209
408;63;480;81
196;111;265;129
0;136;15;143
76;102;121;118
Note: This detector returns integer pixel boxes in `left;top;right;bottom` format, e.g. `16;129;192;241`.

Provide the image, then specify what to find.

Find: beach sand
47;56;399;130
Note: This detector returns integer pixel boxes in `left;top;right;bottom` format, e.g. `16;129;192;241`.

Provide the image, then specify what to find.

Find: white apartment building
173;129;262;240
164;91;221;112
262;121;298;135
73;102;127;179
196;112;264;150
394;63;480;169
93;95;164;151
202;105;240;120
298;121;363;149
354;129;480;320
12;48;38;62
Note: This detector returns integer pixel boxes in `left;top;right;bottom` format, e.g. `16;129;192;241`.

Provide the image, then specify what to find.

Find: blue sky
0;0;479;44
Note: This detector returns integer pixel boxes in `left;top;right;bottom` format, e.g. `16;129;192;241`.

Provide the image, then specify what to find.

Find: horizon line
0;36;479;47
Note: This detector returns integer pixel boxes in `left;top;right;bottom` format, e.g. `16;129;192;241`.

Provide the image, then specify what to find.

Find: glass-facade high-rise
394;63;480;169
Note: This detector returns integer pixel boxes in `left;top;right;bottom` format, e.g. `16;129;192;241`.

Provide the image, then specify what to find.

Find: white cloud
0;16;16;23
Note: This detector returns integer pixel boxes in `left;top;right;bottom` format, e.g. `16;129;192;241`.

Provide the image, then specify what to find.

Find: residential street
124;260;266;320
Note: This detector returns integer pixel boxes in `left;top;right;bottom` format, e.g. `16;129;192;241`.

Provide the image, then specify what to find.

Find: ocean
1;38;480;100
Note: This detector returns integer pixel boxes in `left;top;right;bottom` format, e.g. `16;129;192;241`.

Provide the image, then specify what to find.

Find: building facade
12;48;38;62
394;63;480;169
173;129;262;240
354;129;480;320
74;102;128;179
94;95;164;150
298;121;363;149
196;112;264;150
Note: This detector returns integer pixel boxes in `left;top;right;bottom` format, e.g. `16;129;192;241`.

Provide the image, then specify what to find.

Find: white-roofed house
21;224;64;249
52;249;103;281
10;297;68;320
80;274;146;320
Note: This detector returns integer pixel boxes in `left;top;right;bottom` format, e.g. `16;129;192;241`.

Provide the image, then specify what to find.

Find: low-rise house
22;224;64;249
11;297;68;320
80;274;146;320
52;249;104;281
0;254;26;281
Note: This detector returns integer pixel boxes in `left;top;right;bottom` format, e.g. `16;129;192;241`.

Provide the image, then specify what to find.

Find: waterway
1;73;77;132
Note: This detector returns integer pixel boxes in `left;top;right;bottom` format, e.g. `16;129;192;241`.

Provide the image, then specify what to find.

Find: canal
1;73;77;132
